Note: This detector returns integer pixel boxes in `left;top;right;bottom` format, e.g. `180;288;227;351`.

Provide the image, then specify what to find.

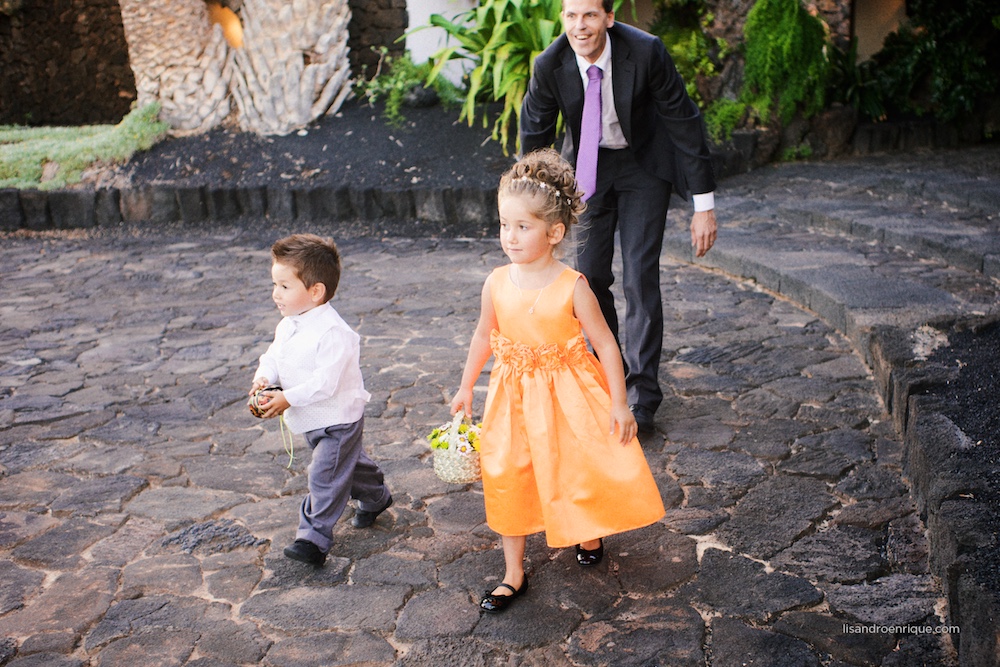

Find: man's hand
691;209;717;258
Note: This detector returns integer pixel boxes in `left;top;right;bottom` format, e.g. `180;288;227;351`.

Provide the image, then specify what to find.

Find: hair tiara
512;176;562;201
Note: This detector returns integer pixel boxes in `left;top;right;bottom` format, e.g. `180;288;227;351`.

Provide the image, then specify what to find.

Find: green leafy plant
0;103;169;190
741;0;831;124
353;47;462;127
418;0;633;154
420;0;563;154
827;37;885;122
781;142;813;161
870;0;999;123
649;0;727;107
703;98;746;143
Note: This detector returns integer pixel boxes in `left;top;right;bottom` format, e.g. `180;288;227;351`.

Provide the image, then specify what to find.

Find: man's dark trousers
578;146;671;414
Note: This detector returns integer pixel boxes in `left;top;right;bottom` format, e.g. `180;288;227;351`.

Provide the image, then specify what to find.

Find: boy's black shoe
630;405;656;433
351;494;393;529
283;539;326;566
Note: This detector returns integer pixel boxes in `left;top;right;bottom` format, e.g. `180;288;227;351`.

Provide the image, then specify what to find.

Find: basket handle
448;411;465;439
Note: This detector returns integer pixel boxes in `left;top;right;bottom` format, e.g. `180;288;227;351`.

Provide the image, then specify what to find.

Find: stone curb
663;233;1000;667
870;331;1000;667
0;184;501;237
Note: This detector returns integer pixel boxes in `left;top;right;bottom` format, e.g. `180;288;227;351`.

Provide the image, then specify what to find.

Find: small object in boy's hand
248;385;282;418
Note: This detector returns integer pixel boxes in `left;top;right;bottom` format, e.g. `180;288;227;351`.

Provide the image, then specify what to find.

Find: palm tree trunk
229;0;353;135
118;0;233;134
119;0;353;136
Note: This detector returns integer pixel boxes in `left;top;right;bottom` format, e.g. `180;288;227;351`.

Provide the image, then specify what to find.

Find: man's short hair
563;0;614;14
271;233;341;303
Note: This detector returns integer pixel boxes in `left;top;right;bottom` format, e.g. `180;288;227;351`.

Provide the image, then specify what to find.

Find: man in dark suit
520;0;718;432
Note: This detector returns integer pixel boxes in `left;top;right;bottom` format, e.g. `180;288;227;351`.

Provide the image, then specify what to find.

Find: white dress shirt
574;34;715;212
255;302;370;434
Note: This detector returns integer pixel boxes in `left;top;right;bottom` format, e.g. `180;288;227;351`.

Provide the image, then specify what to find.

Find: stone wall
0;0;407;127
706;0;852;50
0;0;135;125
348;0;407;76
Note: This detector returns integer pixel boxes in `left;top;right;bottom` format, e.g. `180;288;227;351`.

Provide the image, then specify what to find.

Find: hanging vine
741;0;830;124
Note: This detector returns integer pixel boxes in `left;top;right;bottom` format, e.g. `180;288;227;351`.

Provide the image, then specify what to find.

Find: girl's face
271;261;322;316
499;194;565;266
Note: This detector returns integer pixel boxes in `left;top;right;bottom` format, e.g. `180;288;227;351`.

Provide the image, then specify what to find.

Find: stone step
664;218;999;354
712;149;1000;280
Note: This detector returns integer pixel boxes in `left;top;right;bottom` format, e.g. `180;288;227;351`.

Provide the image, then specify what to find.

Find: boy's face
271;261;324;317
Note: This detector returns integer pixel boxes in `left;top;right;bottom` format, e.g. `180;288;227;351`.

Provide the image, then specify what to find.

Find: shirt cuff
692;192;715;212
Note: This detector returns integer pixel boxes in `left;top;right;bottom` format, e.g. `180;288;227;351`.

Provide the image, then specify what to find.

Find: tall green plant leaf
742;0;831;123
415;0;564;154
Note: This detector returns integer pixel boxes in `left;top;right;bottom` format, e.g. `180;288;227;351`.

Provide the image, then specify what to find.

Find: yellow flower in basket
427;413;483;484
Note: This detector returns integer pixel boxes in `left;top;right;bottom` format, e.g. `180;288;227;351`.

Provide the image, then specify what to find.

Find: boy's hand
260;390;290;419
610;403;637;445
249;377;269;396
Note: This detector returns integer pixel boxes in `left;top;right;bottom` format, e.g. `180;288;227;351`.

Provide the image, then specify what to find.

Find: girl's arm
451;276;498;417
573;276;638;445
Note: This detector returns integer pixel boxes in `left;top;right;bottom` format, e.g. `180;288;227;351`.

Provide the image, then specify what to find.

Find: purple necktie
577;65;603;201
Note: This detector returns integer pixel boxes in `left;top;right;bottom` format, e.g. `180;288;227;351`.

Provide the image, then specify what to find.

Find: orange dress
481;265;665;547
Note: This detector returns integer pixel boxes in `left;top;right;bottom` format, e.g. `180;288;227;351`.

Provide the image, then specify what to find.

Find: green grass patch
0;104;169;190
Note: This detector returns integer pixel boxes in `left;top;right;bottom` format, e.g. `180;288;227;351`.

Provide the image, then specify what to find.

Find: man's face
562;0;614;64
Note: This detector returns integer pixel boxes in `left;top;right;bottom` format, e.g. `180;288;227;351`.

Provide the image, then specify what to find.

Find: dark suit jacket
520;22;716;198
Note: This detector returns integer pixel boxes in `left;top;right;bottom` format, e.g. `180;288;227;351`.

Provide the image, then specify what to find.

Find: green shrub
419;0;563;154
741;0;830;124
354;47;462;127
827;37;885;122
418;0;633;154
703;98;746;143
649;0;727;107
871;0;999;122
781;142;813;161
0;103;169;190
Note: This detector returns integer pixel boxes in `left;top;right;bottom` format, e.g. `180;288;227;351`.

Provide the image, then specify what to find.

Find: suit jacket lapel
611;28;635;146
556;47;585;155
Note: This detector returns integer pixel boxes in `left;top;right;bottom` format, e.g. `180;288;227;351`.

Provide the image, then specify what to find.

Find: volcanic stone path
2;145;998;666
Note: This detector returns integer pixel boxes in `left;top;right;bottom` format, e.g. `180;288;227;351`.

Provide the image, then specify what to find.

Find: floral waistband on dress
490;330;589;373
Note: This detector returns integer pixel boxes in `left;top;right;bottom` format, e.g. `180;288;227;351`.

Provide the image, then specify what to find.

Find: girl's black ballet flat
480;578;529;614
576;539;604;567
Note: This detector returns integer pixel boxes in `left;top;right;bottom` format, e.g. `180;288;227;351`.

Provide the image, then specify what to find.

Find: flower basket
427;413;482;484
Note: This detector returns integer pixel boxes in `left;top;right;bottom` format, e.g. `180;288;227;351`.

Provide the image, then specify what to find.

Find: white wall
405;0;477;83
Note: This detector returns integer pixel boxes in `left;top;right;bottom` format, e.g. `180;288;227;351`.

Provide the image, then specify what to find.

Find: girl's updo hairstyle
498;147;586;236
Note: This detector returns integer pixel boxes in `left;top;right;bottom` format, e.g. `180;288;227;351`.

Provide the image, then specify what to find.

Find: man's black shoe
283;539;326;566
351;494;393;529
630;405;656;433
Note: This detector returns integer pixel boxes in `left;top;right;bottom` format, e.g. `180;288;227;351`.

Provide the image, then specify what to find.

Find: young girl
451;148;665;614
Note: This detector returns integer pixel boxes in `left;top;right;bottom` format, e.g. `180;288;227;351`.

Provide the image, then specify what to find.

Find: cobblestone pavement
0;218;958;667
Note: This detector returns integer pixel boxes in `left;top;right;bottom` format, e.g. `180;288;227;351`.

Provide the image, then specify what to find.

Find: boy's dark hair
271;234;341;303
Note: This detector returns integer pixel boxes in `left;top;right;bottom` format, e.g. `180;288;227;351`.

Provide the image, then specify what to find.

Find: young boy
250;233;392;566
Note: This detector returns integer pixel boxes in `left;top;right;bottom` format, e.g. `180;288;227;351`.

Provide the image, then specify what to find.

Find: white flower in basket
427;413;482;484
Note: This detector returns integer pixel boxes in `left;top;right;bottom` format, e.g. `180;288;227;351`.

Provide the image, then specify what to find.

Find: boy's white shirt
255;302;370;434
